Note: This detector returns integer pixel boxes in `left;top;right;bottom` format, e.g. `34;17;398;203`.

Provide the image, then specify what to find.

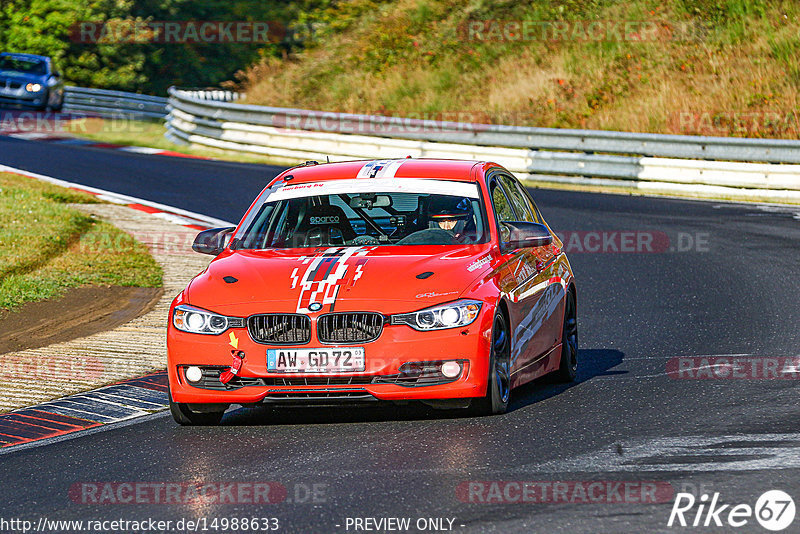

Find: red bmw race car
167;159;577;425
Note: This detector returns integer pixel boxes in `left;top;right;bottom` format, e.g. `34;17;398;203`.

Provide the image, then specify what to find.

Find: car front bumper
0;88;47;108
167;307;494;405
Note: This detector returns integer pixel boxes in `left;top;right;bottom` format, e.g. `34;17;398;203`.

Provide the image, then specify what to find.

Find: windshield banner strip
267;178;480;202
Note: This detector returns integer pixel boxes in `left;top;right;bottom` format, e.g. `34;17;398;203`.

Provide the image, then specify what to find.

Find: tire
553;290;578;383
471;309;511;416
168;387;225;426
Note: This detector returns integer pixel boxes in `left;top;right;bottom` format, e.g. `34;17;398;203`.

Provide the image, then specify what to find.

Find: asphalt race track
1;134;799;533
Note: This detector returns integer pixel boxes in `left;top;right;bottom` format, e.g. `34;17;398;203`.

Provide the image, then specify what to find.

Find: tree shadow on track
219;348;625;426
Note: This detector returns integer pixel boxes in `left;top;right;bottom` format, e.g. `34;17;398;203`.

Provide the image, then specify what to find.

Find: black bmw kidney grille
248;314;311;344
317;313;384;343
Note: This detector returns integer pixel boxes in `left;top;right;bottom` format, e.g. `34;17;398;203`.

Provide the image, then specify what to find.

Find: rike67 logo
668;490;795;531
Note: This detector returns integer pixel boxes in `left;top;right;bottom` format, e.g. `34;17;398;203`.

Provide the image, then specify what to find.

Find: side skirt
510;343;562;389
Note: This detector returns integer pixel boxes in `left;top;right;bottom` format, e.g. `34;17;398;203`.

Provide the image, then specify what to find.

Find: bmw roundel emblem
309;302;322;312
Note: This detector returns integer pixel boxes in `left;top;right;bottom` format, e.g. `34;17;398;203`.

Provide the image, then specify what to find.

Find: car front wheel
471;309;511;416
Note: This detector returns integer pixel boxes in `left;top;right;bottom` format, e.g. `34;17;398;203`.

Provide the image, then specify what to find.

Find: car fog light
185;366;203;383
441;361;461;378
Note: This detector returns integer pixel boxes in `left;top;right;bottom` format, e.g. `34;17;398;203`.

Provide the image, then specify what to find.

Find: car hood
0;71;46;82
185;245;498;316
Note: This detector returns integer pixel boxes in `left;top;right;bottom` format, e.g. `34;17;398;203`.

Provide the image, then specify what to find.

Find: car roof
277;158;486;184
0;53;49;62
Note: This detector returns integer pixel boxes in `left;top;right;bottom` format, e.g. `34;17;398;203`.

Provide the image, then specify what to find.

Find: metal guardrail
63;86;167;120
165;87;800;201
167;87;800;164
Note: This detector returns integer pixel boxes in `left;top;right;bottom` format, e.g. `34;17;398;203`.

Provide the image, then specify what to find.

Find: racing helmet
429;196;471;222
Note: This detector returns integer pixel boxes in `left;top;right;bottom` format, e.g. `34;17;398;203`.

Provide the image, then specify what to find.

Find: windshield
0;57;47;74
233;178;489;249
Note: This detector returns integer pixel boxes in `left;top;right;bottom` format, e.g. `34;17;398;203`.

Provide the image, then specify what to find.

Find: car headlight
172;304;237;335
390;299;482;331
25;83;42;92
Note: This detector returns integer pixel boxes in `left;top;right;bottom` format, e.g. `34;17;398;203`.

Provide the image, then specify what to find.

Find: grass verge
0;172;163;314
239;0;800;139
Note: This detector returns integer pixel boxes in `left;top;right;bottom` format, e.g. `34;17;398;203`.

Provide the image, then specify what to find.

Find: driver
429;197;472;242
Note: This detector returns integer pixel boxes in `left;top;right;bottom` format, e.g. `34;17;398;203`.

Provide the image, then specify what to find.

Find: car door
490;172;563;383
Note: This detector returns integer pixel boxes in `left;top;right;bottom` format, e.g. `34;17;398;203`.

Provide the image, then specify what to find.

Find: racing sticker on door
290;247;372;313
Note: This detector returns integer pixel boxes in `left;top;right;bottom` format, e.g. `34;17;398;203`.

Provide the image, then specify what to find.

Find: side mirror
51;71;61;78
192;227;235;255
501;222;553;252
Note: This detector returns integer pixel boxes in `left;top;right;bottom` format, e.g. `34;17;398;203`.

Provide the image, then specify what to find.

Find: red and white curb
0;372;169;451
0;164;234;230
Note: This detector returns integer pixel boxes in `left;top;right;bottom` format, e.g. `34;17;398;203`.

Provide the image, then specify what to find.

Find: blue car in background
0;53;64;111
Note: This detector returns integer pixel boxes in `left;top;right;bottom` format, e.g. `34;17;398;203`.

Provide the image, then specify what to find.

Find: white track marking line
118;146;163;154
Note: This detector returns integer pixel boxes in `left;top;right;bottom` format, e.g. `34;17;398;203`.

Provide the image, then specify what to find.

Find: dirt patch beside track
0;286;162;355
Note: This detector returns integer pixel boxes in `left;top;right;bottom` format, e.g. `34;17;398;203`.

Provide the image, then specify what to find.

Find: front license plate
267;347;365;373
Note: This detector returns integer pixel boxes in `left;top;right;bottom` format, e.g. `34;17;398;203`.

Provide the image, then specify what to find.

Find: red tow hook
219;350;245;384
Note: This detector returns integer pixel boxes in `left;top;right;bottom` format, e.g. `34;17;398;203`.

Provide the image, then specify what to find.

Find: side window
520;187;546;225
499;175;536;223
490;180;516;222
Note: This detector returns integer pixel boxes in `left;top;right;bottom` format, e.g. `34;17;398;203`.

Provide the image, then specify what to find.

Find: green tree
0;0;336;94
